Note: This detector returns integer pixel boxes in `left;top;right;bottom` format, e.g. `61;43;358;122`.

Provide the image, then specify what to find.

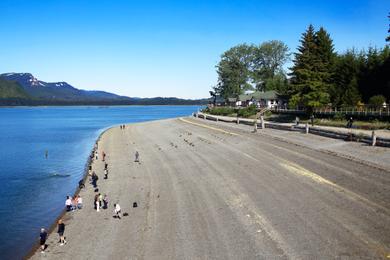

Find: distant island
0;73;208;106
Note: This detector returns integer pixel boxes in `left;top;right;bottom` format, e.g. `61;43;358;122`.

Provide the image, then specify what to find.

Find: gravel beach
30;117;390;259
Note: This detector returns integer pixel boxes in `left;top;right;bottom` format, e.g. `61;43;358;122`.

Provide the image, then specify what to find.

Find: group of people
65;195;83;211
94;193;109;211
39;219;66;253
38;140;132;253
119;124;126;130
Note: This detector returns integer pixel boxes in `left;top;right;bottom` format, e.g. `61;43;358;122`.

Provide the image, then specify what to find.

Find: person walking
94;194;100;212
99;193;103;209
57;219;66;245
39;228;47;252
114;203;121;219
102;151;106;161
95;151;99;160
310;114;315;126
104;168;108;179
103;194;109;209
134;151;140;163
91;171;98;188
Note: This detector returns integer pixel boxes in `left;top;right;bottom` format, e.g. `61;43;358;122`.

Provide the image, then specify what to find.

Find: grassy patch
203;105;257;118
311;119;390;130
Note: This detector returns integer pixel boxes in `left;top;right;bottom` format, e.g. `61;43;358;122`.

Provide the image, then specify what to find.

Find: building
251;90;285;108
227;90;286;108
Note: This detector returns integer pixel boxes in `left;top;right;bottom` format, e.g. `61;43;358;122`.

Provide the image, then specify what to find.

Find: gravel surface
30;117;390;260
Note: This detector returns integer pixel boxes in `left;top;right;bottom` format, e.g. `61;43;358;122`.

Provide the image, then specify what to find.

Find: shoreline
23;126;112;259
26;117;390;259
24;118;176;259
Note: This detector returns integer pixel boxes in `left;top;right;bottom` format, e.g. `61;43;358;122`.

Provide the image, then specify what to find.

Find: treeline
212;16;390;111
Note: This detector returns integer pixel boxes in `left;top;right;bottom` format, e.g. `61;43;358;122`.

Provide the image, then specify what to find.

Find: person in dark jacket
39;228;47;252
57;219;66;245
91;171;98;188
347;117;354;128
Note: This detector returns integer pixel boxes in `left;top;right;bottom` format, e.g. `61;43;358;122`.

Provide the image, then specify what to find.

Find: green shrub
208;107;235;116
264;110;272;117
333;112;345;121
237;104;257;118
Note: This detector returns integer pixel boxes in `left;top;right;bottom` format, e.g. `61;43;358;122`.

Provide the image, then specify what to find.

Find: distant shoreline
0;104;205;108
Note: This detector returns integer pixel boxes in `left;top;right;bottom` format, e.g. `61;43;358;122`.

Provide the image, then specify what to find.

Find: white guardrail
194;112;390;148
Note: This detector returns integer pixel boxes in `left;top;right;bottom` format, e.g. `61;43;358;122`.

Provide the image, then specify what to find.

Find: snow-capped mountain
0;73;130;101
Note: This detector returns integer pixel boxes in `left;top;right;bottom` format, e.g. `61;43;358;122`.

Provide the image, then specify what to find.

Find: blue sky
0;0;388;99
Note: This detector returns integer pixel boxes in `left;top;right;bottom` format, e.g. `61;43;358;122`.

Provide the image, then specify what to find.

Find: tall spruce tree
289;24;330;110
315;27;337;105
333;50;361;106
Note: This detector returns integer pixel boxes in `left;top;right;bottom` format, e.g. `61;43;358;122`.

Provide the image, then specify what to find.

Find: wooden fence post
372;131;377;146
261;116;265;129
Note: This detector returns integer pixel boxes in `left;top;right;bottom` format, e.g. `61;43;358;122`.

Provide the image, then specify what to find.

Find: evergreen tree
289;24;330;110
333;50;361;106
315;27;336;85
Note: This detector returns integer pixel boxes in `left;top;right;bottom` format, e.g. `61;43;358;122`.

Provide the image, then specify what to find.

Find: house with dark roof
227;90;287;108
251;90;286;108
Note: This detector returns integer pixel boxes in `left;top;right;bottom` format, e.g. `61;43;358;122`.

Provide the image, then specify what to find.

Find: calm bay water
0;106;199;259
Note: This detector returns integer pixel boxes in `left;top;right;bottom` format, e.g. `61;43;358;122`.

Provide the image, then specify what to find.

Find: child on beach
39;228;47;252
77;196;83;209
57;219;66;245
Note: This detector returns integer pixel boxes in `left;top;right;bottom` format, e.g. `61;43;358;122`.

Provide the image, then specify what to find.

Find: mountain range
0;73;207;106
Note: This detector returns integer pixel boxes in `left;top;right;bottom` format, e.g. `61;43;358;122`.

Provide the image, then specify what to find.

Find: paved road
31;117;390;259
